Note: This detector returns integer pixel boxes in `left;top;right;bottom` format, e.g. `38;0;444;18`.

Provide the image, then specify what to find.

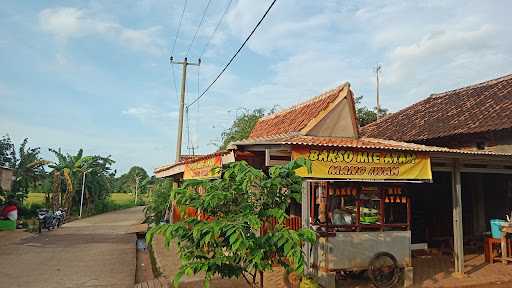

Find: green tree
48;148;115;212
12;138;48;202
0;134;16;168
113;166;149;194
147;159;316;288
219;108;266;150
355;95;388;127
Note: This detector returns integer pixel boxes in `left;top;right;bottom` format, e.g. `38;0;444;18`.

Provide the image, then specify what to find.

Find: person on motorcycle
0;199;18;231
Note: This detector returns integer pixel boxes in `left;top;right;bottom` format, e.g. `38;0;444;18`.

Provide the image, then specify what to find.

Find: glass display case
309;182;411;232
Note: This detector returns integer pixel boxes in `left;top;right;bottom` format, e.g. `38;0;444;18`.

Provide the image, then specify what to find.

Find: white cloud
122;104;176;122
386;24;496;84
39;7;164;55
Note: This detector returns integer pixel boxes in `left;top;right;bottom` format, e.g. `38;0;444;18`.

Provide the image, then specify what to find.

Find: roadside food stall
292;145;432;288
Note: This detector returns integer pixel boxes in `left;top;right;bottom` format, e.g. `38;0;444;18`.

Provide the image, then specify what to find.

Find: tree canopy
355;95;388;127
113;166;150;193
0;134;16;168
219;108;266;150
0;136;48;202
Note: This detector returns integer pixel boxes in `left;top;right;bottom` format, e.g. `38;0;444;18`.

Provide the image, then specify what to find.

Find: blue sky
1;0;512;175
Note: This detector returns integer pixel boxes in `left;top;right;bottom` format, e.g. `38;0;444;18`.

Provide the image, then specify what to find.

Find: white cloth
6;210;17;221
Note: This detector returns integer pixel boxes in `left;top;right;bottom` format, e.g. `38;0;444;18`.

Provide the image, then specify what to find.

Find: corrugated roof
232;133;512;156
360;73;512;142
249;83;349;138
154;152;231;174
154;155;205;173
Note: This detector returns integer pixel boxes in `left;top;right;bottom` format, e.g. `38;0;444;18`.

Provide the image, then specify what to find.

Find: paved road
0;206;146;288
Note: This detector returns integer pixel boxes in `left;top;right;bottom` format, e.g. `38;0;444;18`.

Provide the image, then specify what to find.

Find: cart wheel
368;252;400;288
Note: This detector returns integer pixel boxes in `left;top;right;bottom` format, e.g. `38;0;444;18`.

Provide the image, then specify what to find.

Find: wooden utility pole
171;57;200;162
375;64;382;120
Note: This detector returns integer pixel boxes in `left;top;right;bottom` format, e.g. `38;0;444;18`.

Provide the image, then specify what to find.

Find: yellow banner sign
184;155;222;180
292;147;432;181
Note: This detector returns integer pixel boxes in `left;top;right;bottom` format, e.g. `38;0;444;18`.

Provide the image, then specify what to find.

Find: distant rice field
26;192;138;206
110;193;136;205
26;193;46;206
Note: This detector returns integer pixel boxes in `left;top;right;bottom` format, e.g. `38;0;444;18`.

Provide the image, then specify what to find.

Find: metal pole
79;171;86;218
135;176;139;205
376;65;382;120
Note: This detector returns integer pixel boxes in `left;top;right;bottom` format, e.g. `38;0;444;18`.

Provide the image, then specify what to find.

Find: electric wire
198;0;233;59
185;74;192;155
186;106;191;155
170;0;188;101
171;0;188;56
185;0;212;57
171;65;178;102
187;0;277;108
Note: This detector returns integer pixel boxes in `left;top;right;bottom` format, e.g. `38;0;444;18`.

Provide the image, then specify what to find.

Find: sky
1;0;512;175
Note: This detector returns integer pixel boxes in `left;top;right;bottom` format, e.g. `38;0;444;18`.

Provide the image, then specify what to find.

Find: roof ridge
258;82;349;121
430;73;512;98
245;132;301;141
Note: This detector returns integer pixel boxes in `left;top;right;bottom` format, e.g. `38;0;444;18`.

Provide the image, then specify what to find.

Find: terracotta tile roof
232;133;512;156
360;73;512;142
249;83;349;138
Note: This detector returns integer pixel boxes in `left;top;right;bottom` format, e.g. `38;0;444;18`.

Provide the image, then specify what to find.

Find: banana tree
11;138;49;203
48;148;115;213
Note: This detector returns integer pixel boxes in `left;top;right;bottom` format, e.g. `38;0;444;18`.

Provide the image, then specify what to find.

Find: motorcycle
54;208;66;227
37;208;57;233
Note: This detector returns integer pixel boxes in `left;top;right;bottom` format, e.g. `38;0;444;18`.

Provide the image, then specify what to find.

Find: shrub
144;180;172;224
20;203;45;219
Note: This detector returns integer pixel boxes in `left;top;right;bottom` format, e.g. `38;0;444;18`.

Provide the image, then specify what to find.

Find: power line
187;0;277;108
171;65;178;101
171;0;188;56
170;0;188;102
185;0;212;57
185;107;191;154
198;0;233;59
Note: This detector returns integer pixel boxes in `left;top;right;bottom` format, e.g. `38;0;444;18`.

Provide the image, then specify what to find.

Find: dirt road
0;206;145;288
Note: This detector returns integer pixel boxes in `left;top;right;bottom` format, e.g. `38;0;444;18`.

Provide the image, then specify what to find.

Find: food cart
293;146;432;288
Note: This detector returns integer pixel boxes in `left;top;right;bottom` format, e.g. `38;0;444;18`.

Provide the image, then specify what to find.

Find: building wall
0;168;14;192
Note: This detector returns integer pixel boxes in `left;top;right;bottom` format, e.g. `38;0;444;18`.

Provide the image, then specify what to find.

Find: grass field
22;192;144;219
26;193;140;206
26;193;46;206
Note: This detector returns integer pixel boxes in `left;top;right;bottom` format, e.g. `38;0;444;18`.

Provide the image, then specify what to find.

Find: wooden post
310;182;315;224
379;187;385;231
451;160;464;277
356;186;361;232
302;181;311;274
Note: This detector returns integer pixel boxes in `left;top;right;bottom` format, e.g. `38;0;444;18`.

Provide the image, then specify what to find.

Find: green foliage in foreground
147;159;316;288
